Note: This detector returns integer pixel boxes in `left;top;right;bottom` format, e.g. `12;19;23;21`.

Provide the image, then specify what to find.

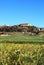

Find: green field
0;33;44;43
0;33;44;65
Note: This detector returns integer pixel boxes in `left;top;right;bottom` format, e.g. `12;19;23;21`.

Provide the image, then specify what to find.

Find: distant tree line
0;25;39;34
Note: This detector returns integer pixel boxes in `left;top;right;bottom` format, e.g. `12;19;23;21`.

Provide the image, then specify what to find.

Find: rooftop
19;23;33;26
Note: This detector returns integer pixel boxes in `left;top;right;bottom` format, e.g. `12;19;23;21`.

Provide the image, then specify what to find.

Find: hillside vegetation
0;23;40;34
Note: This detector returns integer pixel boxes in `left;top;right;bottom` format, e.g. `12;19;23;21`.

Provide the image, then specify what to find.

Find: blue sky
0;0;44;27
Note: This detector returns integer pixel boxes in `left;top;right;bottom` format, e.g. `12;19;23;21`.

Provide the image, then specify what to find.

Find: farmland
0;43;44;65
0;32;44;43
0;33;44;65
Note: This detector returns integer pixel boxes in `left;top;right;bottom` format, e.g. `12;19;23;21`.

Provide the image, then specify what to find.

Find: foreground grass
0;43;44;65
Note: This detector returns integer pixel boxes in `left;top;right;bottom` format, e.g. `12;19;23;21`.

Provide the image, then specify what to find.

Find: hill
0;23;44;35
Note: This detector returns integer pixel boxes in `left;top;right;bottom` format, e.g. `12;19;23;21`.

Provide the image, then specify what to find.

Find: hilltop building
19;23;33;27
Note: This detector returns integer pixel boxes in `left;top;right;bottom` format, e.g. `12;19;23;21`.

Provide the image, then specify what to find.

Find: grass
0;33;44;65
0;43;44;65
0;33;44;43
